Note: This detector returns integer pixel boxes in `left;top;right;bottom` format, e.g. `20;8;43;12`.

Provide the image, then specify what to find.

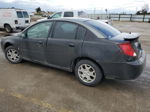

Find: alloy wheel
78;64;96;83
7;49;20;62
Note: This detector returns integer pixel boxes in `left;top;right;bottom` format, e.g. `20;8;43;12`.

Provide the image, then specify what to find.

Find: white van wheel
4;25;12;33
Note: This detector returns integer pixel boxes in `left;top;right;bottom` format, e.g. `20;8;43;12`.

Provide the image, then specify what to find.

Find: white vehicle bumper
12;24;30;30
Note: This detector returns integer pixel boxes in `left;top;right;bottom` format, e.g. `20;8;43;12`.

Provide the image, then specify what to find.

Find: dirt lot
0;21;150;112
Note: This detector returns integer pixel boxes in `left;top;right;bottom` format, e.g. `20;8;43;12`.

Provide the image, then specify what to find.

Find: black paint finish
1;18;146;80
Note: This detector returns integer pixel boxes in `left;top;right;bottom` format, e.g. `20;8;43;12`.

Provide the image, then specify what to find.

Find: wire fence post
119;14;121;21
109;14;111;19
130;14;132;22
143;14;145;22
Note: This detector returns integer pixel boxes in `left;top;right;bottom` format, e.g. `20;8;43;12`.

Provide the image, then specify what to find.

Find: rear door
16;11;30;26
16;11;25;26
46;21;85;69
21;21;53;63
22;11;30;25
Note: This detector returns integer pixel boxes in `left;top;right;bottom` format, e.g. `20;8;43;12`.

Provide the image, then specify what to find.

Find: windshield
23;11;29;18
85;20;121;38
52;12;62;18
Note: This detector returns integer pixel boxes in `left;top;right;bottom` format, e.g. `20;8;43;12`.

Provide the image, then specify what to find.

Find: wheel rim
5;26;10;32
78;64;96;83
7;49;20;62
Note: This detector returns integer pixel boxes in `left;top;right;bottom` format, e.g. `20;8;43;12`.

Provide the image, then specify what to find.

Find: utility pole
105;9;108;19
105;9;108;14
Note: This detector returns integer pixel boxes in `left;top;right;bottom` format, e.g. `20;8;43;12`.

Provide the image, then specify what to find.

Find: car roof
44;17;91;24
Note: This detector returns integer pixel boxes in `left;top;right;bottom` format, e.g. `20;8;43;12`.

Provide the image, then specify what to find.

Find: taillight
119;42;136;57
15;20;18;24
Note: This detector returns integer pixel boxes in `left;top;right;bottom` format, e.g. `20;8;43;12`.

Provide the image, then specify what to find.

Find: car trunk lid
110;33;142;58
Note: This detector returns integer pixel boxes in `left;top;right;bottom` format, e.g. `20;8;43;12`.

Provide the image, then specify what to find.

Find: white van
37;11;111;24
0;8;30;33
37;11;88;22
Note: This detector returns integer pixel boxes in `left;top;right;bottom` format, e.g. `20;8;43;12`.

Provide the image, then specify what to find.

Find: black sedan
1;18;146;86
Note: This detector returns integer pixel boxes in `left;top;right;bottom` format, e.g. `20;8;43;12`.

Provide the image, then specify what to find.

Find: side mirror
20;33;27;39
47;16;52;19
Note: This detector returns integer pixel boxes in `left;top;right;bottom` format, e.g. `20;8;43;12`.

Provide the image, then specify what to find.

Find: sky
0;0;150;13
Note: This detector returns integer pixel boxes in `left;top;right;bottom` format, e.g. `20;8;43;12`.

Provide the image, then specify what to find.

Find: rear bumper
103;50;146;80
12;24;30;30
15;26;26;30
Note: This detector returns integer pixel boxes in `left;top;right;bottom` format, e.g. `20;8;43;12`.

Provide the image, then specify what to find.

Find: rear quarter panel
82;38;125;76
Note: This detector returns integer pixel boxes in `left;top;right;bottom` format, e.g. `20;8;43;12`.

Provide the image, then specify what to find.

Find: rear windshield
23;11;29;18
85;20;121;38
16;11;29;18
64;12;73;17
16;11;23;18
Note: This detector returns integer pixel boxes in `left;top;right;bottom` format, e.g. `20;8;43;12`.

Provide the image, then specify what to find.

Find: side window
53;22;78;39
22;11;29;18
27;22;52;39
16;11;23;18
51;12;62;19
76;26;86;40
85;30;98;41
64;12;74;17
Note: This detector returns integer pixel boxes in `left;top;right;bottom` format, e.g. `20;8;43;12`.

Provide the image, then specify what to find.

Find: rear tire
75;60;103;86
5;46;22;64
4;24;12;33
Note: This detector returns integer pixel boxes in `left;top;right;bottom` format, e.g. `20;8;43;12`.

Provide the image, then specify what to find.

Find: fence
87;14;150;22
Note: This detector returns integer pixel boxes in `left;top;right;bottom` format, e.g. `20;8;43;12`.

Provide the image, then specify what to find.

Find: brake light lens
119;42;136;57
15;20;18;24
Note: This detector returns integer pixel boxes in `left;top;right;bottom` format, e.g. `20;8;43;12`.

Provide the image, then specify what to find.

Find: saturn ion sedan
1;18;146;86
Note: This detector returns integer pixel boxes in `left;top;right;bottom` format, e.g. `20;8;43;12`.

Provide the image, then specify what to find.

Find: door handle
37;41;43;44
36;41;43;46
68;43;75;47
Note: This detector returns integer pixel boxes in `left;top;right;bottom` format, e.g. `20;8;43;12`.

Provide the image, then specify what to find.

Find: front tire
5;46;22;64
75;60;103;86
4;25;12;33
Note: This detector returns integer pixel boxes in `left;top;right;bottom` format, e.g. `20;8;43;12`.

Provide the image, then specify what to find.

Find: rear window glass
16;11;23;18
85;20;121;38
64;12;74;17
76;26;86;40
23;11;29;18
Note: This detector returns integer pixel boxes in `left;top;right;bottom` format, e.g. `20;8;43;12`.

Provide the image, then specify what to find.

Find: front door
21;21;53;63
